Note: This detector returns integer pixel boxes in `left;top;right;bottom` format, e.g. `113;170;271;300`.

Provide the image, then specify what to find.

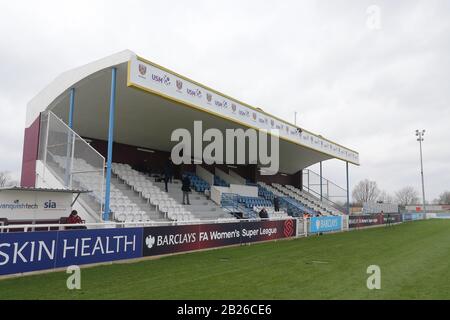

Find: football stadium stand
18;50;359;225
0;50;370;277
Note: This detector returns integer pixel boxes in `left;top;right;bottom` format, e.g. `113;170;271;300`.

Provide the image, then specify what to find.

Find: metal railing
303;169;347;213
221;193;257;219
38;111;105;220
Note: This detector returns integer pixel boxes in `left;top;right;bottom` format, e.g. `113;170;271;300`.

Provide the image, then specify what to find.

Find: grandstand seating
220;193;257;219
238;196;272;208
252;206;289;219
258;182;320;217
283;184;342;215
114;165;236;222
219;192;287;219
183;172;210;193
267;183;342;216
52;156;165;223
112;163;195;222
51;153;341;223
258;185;275;201
214;176;229;187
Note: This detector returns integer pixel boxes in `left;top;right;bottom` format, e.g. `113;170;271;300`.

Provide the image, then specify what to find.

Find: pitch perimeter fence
0;212;435;277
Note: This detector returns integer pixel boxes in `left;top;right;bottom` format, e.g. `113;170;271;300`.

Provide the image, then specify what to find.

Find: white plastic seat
117;213;127;222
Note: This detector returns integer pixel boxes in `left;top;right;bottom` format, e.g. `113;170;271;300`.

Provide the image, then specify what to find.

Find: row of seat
214;176;229;187
284;185;342;215
112;163;193;222
258;186;275;200
53;156;145;217
258;182;309;216
252;205;288;218
183;172;210;192
238;196;273;209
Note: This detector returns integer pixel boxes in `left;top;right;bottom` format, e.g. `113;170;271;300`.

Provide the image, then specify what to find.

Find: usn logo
152;74;171;86
187;88;202;98
206;93;212;103
138;64;147;76
145;235;156;249
231;104;237;112
252;112;257;120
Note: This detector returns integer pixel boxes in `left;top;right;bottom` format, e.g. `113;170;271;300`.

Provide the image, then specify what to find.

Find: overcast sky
0;0;449;201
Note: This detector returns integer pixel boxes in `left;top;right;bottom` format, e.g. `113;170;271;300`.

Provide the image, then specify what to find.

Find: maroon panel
20;115;41;187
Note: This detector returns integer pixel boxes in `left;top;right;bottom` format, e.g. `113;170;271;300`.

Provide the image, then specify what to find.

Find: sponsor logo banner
0;220;295;276
0;228;143;276
127;56;359;165
0;190;72;220
0;231;58;275
142;219;296;257
309;216;342;233
348;213;403;228
402;213;425;221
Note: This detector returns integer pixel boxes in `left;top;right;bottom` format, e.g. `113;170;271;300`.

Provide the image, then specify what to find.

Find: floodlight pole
416;130;427;214
104;68;117;221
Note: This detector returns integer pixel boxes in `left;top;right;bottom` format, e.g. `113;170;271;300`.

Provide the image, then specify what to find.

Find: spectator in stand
274;196;280;212
181;174;191;205
259;208;269;219
163;160;174;192
66;210;86;230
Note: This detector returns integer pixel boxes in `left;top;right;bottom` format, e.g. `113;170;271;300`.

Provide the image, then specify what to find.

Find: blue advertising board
0;227;143;276
0;231;58;275
402;213;425;221
310;216;342;233
0;219;297;277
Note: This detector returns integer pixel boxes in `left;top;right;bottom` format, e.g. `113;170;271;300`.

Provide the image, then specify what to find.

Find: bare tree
352;179;380;205
378;190;395;203
438;191;450;204
0;171;10;187
395;186;419;205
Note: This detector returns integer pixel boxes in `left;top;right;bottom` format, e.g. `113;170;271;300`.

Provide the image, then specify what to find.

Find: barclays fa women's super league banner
0;219;296;276
142;219;296;257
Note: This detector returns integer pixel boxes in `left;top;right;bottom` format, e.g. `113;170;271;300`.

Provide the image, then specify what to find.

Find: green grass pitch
1;219;449;299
